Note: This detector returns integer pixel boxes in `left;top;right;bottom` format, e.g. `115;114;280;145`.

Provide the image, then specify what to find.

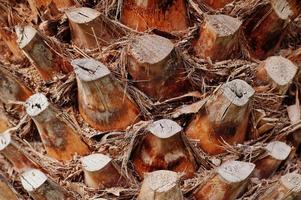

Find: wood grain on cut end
0;67;32;104
72;58;139;132
0;132;36;172
137;170;183;200
194;14;242;61
66;7;119;49
255;56;297;94
25;93;90;161
194;161;255;200
121;0;188;32
254;141;291;179
21;169;68;200
16;25;72;80
81;153;126;189
259;172;301;200
186;79;254;155
128;34;190;100
132;119;196;178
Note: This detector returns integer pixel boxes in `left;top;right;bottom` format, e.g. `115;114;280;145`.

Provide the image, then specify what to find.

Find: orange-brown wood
243;0;299;60
25;93;90;161
127;34;191;100
0;132;37;172
0;67;32;104
72;58;140;132
132;119;196;179
66;7;121;50
194;14;242;61
16;25;72;80
194;161;255;200
0;110;10;132
258;172;301;200
0;27;23;60
30;0;75;9
0;174;19;200
202;0;234;9
186;79;254;155
121;0;188;32
81;154;127;189
253;141;291;179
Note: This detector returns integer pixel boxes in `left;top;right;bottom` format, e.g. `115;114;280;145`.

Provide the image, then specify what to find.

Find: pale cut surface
207;14;242;37
217;160;255;183
265;141;291;160
271;0;293;19
81;153;112;172
148;119;182;139
21;169;47;192
265;56;297;86
0;132;11;151
25;93;49;117
15;25;37;49
222;79;255;106
66;7;100;24
72;58;110;82
129;34;174;64
280;173;301;192
144;170;178;192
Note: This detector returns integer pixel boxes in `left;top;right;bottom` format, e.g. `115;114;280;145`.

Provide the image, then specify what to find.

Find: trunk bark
0;174;19;200
253;141;291;179
137;170;183;200
81;153;127;189
15;25;72;80
25;93;90;161
194;14;242;61
194;161;255;200
72;58;140;132
127;34;190;100
258;172;301;200
0;132;37;172
243;0;300;60
0;67;32;104
186;79;255;155
132;119;196;179
66;7;121;50
120;0;188;32
0;27;24;60
21;169;71;200
202;0;234;9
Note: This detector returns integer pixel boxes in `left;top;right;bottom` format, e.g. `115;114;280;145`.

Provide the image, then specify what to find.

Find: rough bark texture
243;0;300;60
258;173;301;200
194;14;242;61
137;170;183;200
194;161;255;200
21;169;71;200
0;132;37;172
202;0;234;9
66;7;121;50
132;119;196;178
127;34;190;100
81;154;127;189
16;25;72;80
25;93;90;161
121;0;188;32
186;79;255;155
72;58;139;131
0;67;32;104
